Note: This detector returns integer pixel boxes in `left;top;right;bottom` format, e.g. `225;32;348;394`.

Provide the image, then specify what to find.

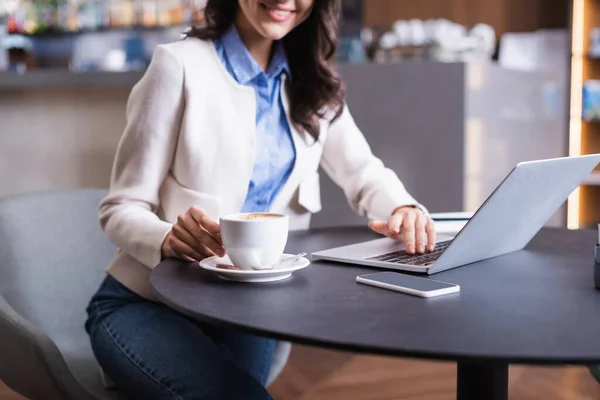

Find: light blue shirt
213;25;296;213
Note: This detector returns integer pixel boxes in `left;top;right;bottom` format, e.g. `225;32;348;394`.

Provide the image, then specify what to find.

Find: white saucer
198;253;311;283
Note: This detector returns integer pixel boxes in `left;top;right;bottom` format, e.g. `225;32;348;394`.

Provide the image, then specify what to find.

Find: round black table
151;227;600;400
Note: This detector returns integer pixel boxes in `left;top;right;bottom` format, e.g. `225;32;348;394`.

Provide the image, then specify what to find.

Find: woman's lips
261;3;295;23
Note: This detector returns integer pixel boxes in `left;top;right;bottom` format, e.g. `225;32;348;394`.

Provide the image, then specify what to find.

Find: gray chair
0;189;289;400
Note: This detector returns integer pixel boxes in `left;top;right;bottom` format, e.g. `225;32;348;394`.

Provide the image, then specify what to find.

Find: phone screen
359;272;456;292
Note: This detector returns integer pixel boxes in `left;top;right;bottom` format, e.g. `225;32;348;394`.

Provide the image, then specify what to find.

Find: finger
369;221;407;242
197;230;226;257
388;212;404;235
369;220;390;236
178;213;225;257
402;212;417;254
414;213;427;254
173;221;222;259
189;207;222;242
168;234;207;261
425;217;437;252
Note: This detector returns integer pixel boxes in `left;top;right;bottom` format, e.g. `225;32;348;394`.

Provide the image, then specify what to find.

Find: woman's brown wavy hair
187;0;346;141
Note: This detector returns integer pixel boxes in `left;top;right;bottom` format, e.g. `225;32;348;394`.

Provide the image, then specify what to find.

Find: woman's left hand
369;206;436;255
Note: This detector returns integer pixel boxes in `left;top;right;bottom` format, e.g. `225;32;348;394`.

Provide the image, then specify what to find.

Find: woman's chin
257;24;293;41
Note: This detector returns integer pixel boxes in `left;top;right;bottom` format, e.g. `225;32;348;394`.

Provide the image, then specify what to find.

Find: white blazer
100;38;424;299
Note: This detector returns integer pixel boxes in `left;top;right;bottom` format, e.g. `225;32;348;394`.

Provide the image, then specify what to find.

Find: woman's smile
259;2;296;23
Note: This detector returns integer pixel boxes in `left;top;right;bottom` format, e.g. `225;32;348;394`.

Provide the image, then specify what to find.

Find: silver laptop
312;154;600;275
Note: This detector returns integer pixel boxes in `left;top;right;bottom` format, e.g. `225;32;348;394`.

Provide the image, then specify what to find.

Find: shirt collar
267;41;290;79
220;24;290;84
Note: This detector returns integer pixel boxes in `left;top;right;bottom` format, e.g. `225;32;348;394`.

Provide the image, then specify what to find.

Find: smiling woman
83;0;434;398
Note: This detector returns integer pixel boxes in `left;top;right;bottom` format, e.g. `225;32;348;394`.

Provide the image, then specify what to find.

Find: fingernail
417;245;424;253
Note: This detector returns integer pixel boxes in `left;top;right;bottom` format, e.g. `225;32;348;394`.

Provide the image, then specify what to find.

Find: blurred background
0;0;588;230
0;0;570;70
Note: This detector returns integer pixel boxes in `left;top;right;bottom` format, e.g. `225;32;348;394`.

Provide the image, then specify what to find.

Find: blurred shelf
0;70;144;89
7;24;190;38
0;58;363;89
570;0;600;228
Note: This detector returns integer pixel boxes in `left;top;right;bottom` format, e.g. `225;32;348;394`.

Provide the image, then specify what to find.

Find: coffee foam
237;213;283;220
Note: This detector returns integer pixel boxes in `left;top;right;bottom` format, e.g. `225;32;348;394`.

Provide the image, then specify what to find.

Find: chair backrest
0;189;115;346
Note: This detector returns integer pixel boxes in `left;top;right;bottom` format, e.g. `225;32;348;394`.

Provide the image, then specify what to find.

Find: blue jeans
85;275;276;400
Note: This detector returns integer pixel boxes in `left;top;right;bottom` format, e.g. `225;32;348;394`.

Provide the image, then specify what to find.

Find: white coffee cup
219;212;289;270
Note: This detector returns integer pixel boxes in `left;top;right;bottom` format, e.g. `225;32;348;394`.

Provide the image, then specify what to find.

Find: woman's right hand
161;206;226;262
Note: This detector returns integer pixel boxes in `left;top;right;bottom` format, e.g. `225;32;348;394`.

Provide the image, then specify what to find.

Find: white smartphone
356;271;460;298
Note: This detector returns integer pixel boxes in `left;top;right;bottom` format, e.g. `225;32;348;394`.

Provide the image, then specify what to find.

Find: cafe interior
2;0;600;399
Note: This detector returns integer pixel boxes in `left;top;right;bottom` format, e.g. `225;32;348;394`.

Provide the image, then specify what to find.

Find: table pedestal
457;362;508;400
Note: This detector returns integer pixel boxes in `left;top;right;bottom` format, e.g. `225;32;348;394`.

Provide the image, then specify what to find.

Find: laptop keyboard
365;240;452;267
